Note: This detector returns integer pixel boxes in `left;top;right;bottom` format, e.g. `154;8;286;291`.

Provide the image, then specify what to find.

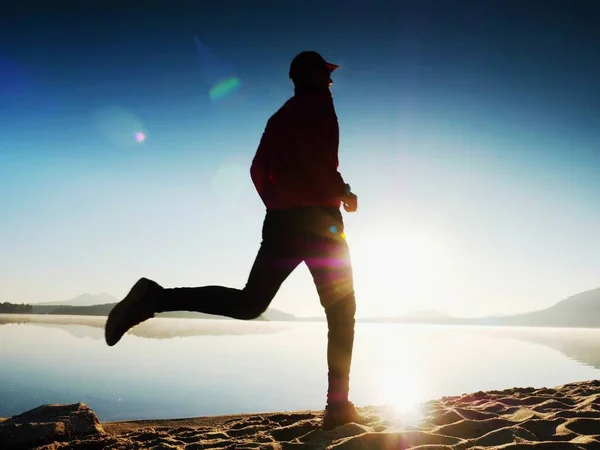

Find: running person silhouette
105;51;365;430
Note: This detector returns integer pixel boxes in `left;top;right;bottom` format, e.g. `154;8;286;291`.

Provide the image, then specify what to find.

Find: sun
349;227;447;314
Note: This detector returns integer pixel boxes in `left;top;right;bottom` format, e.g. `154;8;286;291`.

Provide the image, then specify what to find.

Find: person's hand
342;192;358;212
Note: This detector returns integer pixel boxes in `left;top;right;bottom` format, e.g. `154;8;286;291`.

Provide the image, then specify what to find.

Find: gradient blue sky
1;0;599;318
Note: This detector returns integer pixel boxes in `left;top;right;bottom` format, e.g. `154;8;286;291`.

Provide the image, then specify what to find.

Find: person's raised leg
105;212;302;346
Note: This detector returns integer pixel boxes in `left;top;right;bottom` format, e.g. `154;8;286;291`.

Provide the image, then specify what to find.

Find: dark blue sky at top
2;0;598;215
2;1;599;152
1;1;598;161
1;0;599;313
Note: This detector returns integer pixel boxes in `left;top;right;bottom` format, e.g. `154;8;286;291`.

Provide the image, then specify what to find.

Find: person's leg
156;211;303;319
303;208;356;407
105;211;302;346
155;238;301;319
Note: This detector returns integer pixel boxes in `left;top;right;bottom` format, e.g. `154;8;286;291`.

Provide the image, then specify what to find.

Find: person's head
289;51;339;91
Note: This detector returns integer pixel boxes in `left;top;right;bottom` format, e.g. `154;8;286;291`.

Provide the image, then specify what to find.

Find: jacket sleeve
330;121;347;197
313;109;346;199
250;118;276;204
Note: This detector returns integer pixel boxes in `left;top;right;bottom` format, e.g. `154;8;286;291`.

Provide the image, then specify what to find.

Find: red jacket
250;91;346;210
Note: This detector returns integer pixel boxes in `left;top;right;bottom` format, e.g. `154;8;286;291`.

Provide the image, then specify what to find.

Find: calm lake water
2;314;600;422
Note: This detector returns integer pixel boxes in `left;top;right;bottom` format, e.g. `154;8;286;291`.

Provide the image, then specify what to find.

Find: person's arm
329;124;347;199
326;114;357;211
341;183;358;212
250;119;277;205
331;122;357;212
250;125;270;189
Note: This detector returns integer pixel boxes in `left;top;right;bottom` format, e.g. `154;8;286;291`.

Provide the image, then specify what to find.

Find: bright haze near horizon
1;1;599;319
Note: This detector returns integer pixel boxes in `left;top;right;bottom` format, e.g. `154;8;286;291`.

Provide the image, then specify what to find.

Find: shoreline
101;408;325;432
4;380;600;449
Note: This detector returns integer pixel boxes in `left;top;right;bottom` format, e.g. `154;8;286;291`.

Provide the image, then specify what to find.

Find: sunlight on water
378;366;424;426
379;366;422;412
3;318;600;422
366;327;426;424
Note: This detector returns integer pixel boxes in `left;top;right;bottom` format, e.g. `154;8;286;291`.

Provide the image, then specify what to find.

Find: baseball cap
289;51;339;80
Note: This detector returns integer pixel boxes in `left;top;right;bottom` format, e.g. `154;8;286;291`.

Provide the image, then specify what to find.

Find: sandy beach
4;379;600;449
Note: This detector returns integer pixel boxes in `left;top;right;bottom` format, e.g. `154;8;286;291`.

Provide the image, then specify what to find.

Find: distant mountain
399;309;450;319
0;302;33;314
483;287;600;328
261;308;297;321
45;303;114;316
30;297;297;322
140;308;295;321
30;293;294;321
34;293;119;307
354;289;600;328
22;286;600;328
383;287;600;328
546;287;600;313
291;309;451;323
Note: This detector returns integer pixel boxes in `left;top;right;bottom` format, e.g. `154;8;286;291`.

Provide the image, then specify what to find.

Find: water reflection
459;326;600;371
3;314;600;370
0;314;600;369
2;315;600;421
0;314;289;340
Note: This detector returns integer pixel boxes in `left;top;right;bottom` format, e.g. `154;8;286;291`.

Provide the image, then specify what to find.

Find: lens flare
93;106;146;148
209;77;242;101
192;35;241;103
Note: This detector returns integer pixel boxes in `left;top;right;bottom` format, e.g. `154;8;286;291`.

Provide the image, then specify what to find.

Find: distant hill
261;308;297;321
30;294;297;322
291;309;451;323
41;304;256;320
546;287;600;313
383;287;600;328
483;287;600;328
46;303;114;316
354;289;600;328
359;309;451;322
156;308;296;321
400;309;450;319
0;302;33;314
34;293;119;307
20;286;600;328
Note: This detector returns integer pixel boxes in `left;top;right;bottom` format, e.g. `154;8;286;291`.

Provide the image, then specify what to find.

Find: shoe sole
105;278;155;347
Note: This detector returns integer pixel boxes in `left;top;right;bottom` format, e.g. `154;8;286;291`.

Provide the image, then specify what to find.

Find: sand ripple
28;380;600;449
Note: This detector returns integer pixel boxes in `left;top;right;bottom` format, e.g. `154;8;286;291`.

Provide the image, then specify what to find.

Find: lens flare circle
93;106;147;148
209;77;242;101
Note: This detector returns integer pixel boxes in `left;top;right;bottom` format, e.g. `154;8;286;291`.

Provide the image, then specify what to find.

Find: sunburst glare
378;366;424;422
351;228;448;315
